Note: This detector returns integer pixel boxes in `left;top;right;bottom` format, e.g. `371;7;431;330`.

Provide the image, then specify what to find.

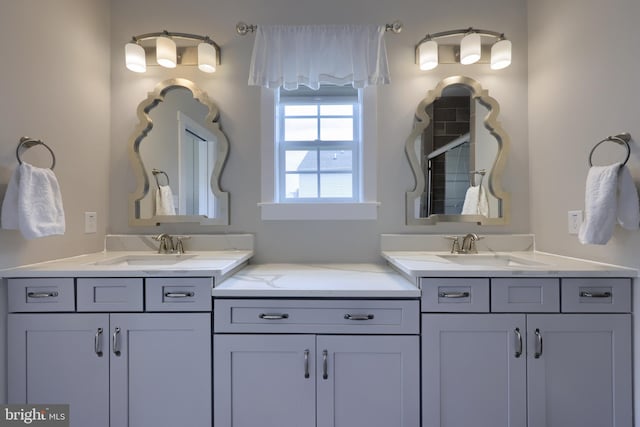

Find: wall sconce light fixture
125;30;221;73
416;27;511;71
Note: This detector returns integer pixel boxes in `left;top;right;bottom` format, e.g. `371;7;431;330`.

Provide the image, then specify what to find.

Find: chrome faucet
153;233;174;254
460;233;480;254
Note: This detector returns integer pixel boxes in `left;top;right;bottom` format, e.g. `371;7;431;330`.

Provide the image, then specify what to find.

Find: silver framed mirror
129;78;229;226
406;76;510;225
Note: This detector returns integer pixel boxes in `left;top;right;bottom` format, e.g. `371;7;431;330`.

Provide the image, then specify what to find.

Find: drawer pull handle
322;350;328;380
112;327;121;356
580;291;611;298
258;313;289;320
304;349;310;379
164;291;195;298
344;314;374;321
514;328;522;358
534;328;543;359
27;291;59;298
95;328;103;357
439;291;470;299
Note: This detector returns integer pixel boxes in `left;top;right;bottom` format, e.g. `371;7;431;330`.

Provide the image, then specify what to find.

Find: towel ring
16;137;56;170
588;132;631;167
151;168;170;188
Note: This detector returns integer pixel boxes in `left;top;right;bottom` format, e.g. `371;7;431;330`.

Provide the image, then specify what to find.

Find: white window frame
259;86;379;220
277;89;360;203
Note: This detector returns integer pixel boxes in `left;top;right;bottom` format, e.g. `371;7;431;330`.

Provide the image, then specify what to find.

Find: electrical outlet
567;210;583;235
85;212;97;234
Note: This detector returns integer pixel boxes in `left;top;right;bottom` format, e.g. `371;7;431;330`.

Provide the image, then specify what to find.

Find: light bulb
156;36;176;68
491;38;512;70
198;42;217;73
460;32;481;65
125;42;146;73
419;40;438;71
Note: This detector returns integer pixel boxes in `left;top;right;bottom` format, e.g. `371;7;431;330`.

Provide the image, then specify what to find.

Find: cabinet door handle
534;328;543;359
344;313;374;321
27;291;59;298
112;327;121;356
95;328;103;357
438;291;470;298
304;349;310;379
258;313;289;320
514;328;522;358
580;291;611;298
164;291;195;298
322;350;328;380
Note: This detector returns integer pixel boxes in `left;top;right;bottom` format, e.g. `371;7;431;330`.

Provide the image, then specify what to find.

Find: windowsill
259;202;380;220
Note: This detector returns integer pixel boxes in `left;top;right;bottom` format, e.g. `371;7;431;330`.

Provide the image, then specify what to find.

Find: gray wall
109;0;530;263
527;0;640;421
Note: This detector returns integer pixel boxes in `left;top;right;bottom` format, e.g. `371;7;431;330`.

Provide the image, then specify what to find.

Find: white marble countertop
1;250;254;283
382;250;637;282
211;263;420;298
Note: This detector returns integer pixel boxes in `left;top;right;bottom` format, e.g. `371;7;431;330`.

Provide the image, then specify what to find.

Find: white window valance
248;25;390;90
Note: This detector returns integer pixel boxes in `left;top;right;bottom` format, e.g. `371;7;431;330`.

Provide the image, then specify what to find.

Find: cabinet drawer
77;278;143;312
561;278;631;313
420;278;490;312
7;278;75;312
145;277;212;311
491;278;560;312
214;299;419;334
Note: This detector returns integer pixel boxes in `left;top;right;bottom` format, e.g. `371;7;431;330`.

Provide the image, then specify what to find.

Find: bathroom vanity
2;233;636;427
382;234;635;427
2;234;253;427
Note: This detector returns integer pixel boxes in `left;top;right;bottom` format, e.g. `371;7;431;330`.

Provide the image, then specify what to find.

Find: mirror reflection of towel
461;185;489;216
155;185;176;215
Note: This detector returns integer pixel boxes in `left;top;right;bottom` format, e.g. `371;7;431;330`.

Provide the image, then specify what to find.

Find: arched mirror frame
405;75;510;225
128;78;229;226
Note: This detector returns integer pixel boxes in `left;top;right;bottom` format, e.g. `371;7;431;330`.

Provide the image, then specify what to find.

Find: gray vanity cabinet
421;277;632;427
213;299;420;427
7;277;213;427
8;314;110;427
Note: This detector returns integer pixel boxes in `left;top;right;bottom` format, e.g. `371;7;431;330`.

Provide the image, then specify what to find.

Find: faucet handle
174;236;191;254
444;236;461;254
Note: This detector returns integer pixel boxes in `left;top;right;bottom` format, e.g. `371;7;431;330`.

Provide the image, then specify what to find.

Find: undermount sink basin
92;254;196;266
437;254;548;268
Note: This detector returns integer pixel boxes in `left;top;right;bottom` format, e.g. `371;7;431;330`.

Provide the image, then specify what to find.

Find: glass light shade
156;36;177;68
460;32;481;65
198;42;217;73
125;43;146;73
491;39;512;70
419;40;438;71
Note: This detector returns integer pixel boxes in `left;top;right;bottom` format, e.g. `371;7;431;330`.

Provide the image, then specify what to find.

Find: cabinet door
317;335;420;427
109;313;211;427
214;334;316;427
527;314;632;427
8;314;109;427
422;314;527;427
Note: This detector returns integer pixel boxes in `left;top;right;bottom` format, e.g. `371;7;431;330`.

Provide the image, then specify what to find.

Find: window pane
284;118;318;141
286;173;318;198
285;105;317;116
319;150;352;172
286;150;317;172
320;173;353;198
320;118;353;141
320;105;353;116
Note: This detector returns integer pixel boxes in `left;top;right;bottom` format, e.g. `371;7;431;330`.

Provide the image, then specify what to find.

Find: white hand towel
461;185;489;216
1;162;65;239
578;163;639;245
155;185;176;215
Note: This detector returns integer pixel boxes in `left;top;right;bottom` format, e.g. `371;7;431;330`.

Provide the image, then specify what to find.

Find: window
277;85;360;202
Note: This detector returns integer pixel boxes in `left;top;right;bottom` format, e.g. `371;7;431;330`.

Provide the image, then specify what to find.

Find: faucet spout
153;233;174;254
460;233;480;254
